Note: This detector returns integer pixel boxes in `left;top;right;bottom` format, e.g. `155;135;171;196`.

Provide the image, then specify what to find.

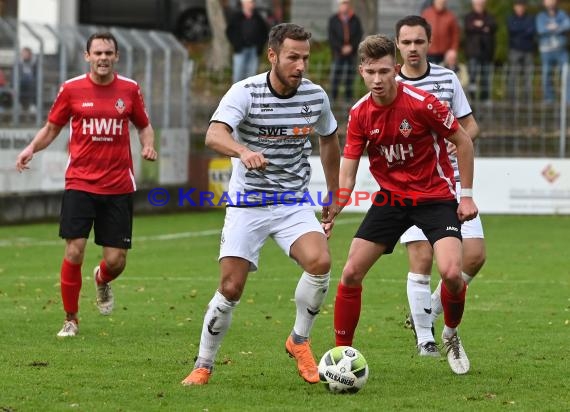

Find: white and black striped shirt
211;72;337;204
396;63;472;181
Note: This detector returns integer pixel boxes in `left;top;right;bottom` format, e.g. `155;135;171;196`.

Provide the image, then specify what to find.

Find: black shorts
354;190;461;254
59;189;134;249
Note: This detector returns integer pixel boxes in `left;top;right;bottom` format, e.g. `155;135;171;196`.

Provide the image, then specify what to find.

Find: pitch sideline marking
0;217;363;248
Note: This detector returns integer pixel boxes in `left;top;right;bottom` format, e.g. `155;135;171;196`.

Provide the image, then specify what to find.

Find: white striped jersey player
210;71;337;205
397;62;472;182
397;62;484;242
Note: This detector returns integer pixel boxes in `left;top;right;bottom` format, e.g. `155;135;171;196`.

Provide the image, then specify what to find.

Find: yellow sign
208;157;232;207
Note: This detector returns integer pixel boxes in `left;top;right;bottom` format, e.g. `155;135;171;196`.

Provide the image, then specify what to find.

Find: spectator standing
327;0;364;107
0;67;12;112
464;0;497;104
225;0;269;84
421;0;460;63
19;46;36;113
507;0;536;102
536;0;570;104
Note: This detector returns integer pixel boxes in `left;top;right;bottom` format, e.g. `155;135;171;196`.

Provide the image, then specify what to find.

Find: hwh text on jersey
82;118;124;137
380;143;414;166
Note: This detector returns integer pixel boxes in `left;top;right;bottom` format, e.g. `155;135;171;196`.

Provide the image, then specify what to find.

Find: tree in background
354;0;378;35
204;0;287;72
205;0;231;72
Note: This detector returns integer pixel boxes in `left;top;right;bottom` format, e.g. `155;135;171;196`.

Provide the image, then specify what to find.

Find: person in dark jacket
464;0;497;104
327;0;363;106
507;0;536;102
19;46;37;113
226;0;269;83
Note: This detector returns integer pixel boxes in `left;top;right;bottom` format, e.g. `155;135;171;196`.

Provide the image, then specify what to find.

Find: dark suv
78;0;276;42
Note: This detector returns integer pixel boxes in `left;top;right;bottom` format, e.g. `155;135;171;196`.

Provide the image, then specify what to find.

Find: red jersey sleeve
129;86;150;130
343;104;368;159
47;84;72;126
419;93;460;138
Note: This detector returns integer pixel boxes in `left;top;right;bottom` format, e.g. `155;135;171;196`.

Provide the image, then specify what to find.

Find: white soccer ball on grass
318;346;369;394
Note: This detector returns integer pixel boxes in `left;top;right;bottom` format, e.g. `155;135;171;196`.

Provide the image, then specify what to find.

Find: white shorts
400;182;485;244
219;204;324;272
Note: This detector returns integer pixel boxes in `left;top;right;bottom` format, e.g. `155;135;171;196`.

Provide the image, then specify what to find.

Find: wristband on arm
461;188;473;197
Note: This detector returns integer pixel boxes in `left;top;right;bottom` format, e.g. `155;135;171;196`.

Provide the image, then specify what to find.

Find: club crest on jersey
301;104;312;123
115;98;125;114
399;119;412;138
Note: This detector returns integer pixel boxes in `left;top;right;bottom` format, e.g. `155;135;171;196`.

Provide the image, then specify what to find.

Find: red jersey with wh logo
48;73;150;194
343;82;459;202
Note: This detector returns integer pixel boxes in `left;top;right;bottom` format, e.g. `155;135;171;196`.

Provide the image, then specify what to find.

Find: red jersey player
331;34;478;375
15;32;157;338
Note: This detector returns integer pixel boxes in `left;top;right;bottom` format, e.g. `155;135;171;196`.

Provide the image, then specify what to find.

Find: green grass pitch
0;211;568;411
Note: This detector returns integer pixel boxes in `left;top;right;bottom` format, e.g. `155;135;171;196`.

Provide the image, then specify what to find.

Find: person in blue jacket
536;0;570;104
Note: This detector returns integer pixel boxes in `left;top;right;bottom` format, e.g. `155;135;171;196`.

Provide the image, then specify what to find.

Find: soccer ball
318;346;369;394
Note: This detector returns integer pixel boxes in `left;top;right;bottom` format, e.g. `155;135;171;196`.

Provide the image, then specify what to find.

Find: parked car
78;0;277;42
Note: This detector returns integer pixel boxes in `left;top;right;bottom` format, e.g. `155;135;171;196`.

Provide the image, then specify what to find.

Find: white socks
195;271;330;368
292;271;330;340
196;290;239;369
406;272;433;344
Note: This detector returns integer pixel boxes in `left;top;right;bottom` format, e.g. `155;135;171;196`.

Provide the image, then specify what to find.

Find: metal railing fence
188;59;570;159
0;18;191;130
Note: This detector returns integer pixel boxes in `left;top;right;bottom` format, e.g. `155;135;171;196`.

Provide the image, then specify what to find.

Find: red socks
334;283;362;346
60;259;82;314
441;280;467;328
95;260;115;284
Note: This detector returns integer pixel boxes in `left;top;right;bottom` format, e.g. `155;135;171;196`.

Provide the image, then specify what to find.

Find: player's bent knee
439;264;462;283
105;257;127;277
64;241;87;264
304;259;331;276
340;263;365;286
219;281;245;301
300;251;331;275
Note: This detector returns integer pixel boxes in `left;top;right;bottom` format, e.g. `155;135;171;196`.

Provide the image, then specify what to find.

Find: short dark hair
268;23;311;54
86;32;119;53
395;15;432;42
358;34;396;64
